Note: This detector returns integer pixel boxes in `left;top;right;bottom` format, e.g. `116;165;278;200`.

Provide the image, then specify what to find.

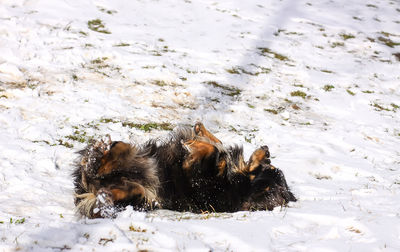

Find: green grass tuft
99;118;173;132
257;47;290;61
290;90;307;99
122;122;173;132
371;103;390;112
114;42;130;47
340;33;355;40
377;36;400;48
88;19;111;34
202;81;241;97
323;85;335;91
264;109;278;114
331;42;345;48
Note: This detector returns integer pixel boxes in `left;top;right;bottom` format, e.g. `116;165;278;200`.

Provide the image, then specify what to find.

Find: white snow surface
1;0;400;251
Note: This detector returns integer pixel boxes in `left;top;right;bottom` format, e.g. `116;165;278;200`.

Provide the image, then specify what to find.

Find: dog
72;122;296;218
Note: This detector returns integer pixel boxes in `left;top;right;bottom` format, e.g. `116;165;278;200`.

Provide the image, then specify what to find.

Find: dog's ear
246;145;271;179
194;122;221;144
97;142;131;177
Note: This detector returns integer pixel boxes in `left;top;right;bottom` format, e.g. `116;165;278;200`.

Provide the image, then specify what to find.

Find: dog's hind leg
182;140;229;177
92;179;156;218
194;122;221;144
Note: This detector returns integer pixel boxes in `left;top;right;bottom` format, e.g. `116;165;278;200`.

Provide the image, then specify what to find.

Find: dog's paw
93;188;117;218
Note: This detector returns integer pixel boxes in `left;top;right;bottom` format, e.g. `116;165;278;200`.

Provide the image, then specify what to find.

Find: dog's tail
75;192;96;217
73;167;98;217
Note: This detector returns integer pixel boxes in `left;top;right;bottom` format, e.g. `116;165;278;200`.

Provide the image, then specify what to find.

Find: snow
1;0;400;251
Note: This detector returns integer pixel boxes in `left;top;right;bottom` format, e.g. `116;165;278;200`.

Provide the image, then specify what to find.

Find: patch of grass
150;50;162;56
331;42;345;48
129;225;147;232
141;65;157;69
57;139;74;148
311;173;332;180
114;42;130;47
202;81;241;97
97;7;117;15
249;64;271;75
98;238;114;246
88;19;111;34
323;85;335;91
244;136;252;143
151;80;168;87
123;122;173;132
65;129;92;144
91;57;108;65
225;67;241;74
257;47;290;61
160;45;176;53
380;31;399;37
391;103;399;111
290;90;307;99
366;4;378;8
347;227;362;234
340;33;355;40
10;218;25;224
247;103;255;109
346;89;356;96
99;118;173;132
79;31;88;36
371;103;390;112
186;69;198;74
274;29;303;36
362;90;374;94
86;57;121;77
321;69;334;74
264;108;278;114
377;36;400;48
99;118;119;124
33;140;53;146
150;80;181;87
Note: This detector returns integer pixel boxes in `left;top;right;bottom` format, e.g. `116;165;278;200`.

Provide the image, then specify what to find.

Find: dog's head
242;146;296;211
78;137;131;178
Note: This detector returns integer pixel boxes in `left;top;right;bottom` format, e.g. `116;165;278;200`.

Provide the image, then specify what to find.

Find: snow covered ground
0;0;399;251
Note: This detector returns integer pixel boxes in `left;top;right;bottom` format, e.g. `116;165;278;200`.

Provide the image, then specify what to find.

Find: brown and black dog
73;123;296;218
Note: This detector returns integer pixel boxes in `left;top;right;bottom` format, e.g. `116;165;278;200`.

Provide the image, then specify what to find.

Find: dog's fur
72;123;296;218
